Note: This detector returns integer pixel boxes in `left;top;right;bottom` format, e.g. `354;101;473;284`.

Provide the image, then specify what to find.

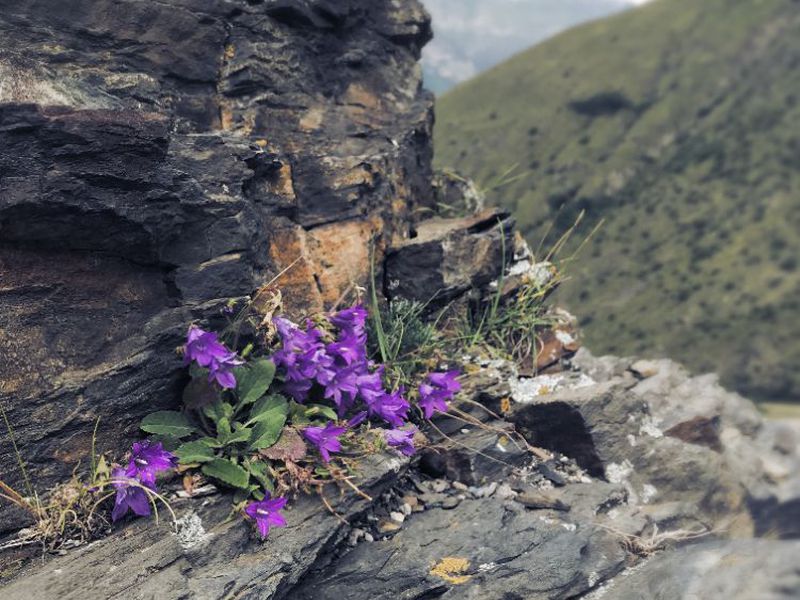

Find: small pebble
348;528;365;546
419;492;448;507
496;483;516;500
441;496;462;510
364;533;374;542
390;511;405;523
402;495;418;508
377;518;402;533
452;481;468;491
401;503;412;516
431;479;449;493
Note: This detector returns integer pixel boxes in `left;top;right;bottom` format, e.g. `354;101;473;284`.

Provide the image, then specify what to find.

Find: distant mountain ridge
421;0;636;93
434;0;800;402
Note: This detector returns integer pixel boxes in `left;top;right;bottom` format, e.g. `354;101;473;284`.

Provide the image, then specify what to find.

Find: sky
422;0;653;93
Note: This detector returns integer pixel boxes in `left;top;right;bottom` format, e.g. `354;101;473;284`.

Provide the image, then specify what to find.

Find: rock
0;0;437;531
506;355;800;538
432;170;486;216
441;496;463;510
1;453;409;599
419;492;448;507
290;497;626;599
431;479;450;493
514;490;571;512
384;208;515;305
419;425;530;486
587;540;800;600
377;518;402;534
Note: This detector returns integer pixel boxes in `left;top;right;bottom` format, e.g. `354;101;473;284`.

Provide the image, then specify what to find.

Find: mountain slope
421;0;634;93
434;0;800;402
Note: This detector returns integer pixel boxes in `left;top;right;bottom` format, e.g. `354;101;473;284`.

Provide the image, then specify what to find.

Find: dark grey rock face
0;453;411;600
0;0;434;530
292;496;627;600
587;539;800;600
384;208;515;305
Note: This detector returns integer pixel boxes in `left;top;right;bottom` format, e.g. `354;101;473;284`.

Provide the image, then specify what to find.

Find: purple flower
369;388;410;428
327;335;366;366
384;427;416;456
418;370;461;419
428;371;461;395
329;305;368;342
418;383;449;419
347;410;368;428
184;326;243;389
125;440;176;487
323;365;360;414
244;493;288;539
111;467;152;522
273;317;336;402
303;421;347;463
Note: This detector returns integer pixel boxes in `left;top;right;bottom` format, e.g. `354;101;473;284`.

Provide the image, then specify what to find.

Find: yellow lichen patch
500;396;512;414
224;44;235;60
254;138;268;147
430;557;471;585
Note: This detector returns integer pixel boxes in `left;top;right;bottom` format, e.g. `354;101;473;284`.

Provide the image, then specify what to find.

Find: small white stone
390;511;405;523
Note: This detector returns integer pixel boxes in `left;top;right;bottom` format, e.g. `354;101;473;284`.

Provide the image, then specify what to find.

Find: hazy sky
422;0;652;93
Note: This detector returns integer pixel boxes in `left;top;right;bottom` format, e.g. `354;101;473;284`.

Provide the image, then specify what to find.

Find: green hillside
434;0;800;403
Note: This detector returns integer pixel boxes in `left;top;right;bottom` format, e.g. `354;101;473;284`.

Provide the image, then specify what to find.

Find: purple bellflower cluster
184;326;243;389
272;305;461;462
111;440;177;522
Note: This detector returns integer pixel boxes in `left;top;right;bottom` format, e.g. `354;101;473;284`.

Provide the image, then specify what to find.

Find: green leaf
201;459;250;489
174;440;216;463
236;358;276;407
203;401;233;423
218;424;252;446
197;436;222;448
249;394;289;425
140;411;195;438
306;404;338;421
246;460;275;492
248;396;288;450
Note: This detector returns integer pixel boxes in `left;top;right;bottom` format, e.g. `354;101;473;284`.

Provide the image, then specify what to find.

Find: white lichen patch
175;512;209;550
605;460;633;485
638;415;664;439
554;330;575;345
640;484;658;504
509;372;595;403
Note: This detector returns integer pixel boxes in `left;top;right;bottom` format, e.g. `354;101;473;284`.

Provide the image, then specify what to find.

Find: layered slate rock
291;495;627;600
0;0;434;529
587;539;800;600
384;208;514;304
1;453;410;599
507;350;800;536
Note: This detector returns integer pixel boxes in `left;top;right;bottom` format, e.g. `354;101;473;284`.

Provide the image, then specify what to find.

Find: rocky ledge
3;349;799;599
1;1;798;598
